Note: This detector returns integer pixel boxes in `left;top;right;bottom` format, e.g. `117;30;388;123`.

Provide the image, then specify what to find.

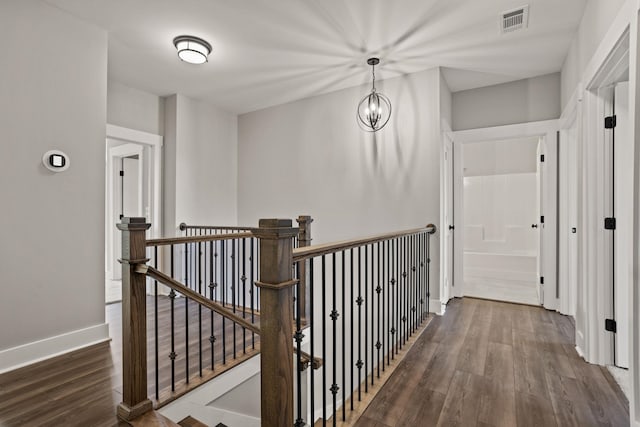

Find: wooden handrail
141;264;261;334
146;231;253;247
292;225;436;262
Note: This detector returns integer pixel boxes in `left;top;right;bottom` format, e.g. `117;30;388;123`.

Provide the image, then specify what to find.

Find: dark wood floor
0;297;629;427
355;297;629;427
0;296;259;427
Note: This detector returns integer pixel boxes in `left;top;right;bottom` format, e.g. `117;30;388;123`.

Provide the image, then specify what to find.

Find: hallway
356;298;629;427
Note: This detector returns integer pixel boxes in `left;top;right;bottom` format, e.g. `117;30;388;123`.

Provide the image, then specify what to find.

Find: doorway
448;120;559;310
460;137;540;305
606;81;631;370
105;125;163;303
580;29;631;371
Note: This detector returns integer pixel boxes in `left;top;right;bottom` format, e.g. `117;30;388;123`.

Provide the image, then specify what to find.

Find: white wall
463;137;538;176
560;0;627;109
440;69;453;130
107;80;165;136
238;67;442;298
0;0;108;358
462;138;538;254
164;94;238;235
452;73;561;131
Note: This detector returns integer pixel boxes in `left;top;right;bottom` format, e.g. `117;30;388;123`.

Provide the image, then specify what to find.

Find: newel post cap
426;223;437;234
117;217;151;232
254;218;299;239
296;215;314;224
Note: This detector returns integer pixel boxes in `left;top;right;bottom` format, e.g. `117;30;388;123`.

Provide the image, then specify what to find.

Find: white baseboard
429;299;445;315
574;344;585;359
0;323;110;374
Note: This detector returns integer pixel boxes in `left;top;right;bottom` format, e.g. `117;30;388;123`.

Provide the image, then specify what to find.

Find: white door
613;82;630;369
442;136;454;303
536;140;544;305
122;156;142;218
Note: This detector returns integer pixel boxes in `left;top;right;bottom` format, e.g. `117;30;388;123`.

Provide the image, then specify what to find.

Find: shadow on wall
357;73;422;191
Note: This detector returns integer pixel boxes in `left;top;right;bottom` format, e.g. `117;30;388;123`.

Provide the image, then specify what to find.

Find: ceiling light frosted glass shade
357;58;392;132
173;35;212;64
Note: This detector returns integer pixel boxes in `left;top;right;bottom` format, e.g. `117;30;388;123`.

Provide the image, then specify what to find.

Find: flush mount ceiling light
357;58;392;132
173;35;212;64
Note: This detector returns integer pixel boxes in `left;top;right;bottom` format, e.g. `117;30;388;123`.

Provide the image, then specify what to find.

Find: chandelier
356;58;392;132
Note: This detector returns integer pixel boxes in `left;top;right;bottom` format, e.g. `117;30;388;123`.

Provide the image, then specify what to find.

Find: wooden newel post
296;215;313;323
254;219;299;427
116;217;152;420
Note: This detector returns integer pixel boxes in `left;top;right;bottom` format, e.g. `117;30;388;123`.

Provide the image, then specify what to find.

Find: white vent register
501;5;529;33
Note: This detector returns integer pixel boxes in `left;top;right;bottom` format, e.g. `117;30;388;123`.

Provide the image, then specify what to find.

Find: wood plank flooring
0;296;259;427
354;298;629;427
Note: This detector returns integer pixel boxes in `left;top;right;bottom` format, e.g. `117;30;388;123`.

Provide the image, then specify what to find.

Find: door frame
580;28;630;368
105;124;163;281
440;121;454;314
447;119;559;310
107;143;144;280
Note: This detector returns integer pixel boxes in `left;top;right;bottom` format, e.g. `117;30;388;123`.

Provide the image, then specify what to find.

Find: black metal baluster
376;241;381;379
383;240;388;369
294;259;304;427
170;245;176;391
357;247;362;402
371;243;375;386
395;238;399;355
250;238;255;349
390;239;395;357
410;235;415;335
310;258;315;425
322;255;327;426
427;233;431;318
198;240;203;377
221;241;226;364
154;246;159;400
341;250;346;422
214;239;217;371
331;252;338;427
364;245;368;394
232;239;236;360
185;242;189;384
350;248;354;412
403;236;408;346
242;238;247;354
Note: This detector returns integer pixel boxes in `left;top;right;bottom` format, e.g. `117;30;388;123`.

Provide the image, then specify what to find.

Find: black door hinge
540;154;545;162
604;217;616;230
119;170;124;176
119;214;124;220
605;318;617;333
540;276;544;285
540;216;545;224
605;115;617;129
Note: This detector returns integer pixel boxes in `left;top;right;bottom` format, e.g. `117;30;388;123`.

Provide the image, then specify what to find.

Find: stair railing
117;216;436;426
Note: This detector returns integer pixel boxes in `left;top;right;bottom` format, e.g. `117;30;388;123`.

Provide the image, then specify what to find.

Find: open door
611;82;630;369
442;135;454;304
536;139;544;305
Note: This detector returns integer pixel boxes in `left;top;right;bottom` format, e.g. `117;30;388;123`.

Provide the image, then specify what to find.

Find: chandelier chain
372;63;376;92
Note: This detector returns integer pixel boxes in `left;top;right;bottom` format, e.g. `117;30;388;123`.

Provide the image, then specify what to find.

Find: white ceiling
45;0;587;114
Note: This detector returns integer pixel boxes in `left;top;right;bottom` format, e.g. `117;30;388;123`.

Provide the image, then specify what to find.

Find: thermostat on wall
42;150;70;172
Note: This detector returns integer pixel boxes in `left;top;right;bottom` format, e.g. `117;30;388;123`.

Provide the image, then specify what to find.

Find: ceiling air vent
501;5;529;33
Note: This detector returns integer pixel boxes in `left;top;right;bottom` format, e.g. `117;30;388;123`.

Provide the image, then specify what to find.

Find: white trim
581;0;636;92
0;323;110;374
452;119;559;143
430;299;445;315
106;124;163;240
450;120;559;311
106;124;163;147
